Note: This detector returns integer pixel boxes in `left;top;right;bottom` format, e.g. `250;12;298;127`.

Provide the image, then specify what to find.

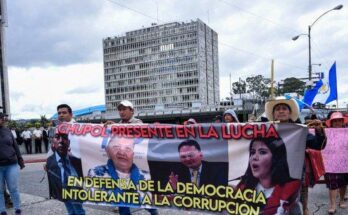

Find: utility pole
270;59;275;99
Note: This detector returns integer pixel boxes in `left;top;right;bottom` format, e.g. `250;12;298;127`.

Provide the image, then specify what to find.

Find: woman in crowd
223;109;239;123
238;136;301;214
0;112;25;215
265;96;326;215
324;111;348;214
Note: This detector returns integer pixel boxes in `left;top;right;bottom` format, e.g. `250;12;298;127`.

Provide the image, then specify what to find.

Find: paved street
5;153;347;214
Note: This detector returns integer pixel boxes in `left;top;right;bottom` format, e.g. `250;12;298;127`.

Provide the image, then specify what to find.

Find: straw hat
325;112;348;127
265;96;299;121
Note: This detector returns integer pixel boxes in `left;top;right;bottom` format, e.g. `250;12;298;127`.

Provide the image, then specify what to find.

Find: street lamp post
292;4;343;83
308;25;312;81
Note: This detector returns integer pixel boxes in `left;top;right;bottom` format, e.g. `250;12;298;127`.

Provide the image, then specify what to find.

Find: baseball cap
186;118;197;124
117;100;134;109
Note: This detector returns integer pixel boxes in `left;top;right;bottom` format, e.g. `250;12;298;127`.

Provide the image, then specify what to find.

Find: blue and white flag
284;94;310;111
303;62;338;106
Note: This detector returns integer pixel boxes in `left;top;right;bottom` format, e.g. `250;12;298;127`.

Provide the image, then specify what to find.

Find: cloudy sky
6;0;347;119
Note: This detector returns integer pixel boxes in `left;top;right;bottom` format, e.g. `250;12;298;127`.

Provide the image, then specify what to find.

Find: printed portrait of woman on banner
237;136;301;215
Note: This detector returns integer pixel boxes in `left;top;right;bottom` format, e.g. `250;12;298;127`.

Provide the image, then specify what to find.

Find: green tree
281;77;306;96
7;120;18;129
245;75;271;98
34;122;41;128
40;114;49;127
232;79;247;95
26;122;34;128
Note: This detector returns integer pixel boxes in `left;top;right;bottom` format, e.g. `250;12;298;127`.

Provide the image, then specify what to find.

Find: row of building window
161;78;199;88
105;77;199;94
104;35;198;61
105;63;197;79
104;46;196;68
105;70;199;88
104;59;197;81
103;38;197;55
107;94;199;109
104;23;198;47
104;30;197;53
104;47;196;66
106;78;198;90
104;77;195;89
106;86;198;99
107;100;196;111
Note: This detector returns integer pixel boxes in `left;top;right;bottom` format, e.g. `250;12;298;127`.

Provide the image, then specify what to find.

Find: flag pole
271;59;275;100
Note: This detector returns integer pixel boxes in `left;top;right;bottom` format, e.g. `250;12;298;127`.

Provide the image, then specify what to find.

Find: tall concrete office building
103;19;219;115
0;0;10;115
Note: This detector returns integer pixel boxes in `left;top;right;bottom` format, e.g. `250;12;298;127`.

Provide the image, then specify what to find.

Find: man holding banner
46;104;85;215
104;100;143;125
101;99;158;215
265;96;326;215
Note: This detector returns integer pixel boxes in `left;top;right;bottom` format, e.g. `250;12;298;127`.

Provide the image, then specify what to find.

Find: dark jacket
43;129;49;140
306;131;326;150
171;161;228;187
0;126;24;166
46;153;83;200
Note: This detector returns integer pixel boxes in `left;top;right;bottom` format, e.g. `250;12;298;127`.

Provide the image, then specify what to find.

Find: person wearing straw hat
324;111;348;214
265;96;326;215
265;96;300;123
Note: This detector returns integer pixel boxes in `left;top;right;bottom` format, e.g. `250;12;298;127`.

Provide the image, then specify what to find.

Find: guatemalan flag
303;62;338;106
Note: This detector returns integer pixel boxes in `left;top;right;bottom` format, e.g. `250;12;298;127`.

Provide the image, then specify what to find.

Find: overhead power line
220;41;306;71
104;0;161;22
216;0;299;35
103;0;307;72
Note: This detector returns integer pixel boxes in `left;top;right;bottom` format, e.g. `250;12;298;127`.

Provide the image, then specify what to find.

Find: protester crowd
1;97;348;215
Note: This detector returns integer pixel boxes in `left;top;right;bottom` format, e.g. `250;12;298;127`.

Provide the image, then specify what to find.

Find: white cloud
5;0;348;118
8;63;104;119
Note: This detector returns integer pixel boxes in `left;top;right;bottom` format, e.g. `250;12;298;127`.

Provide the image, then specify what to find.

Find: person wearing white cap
104;101;158;214
265;96;326;215
117;100;142;124
105;100;143;125
184;118;197;125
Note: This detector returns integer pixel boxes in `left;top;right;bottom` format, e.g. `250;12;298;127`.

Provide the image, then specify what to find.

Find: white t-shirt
33;129;43;139
21;130;32;139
